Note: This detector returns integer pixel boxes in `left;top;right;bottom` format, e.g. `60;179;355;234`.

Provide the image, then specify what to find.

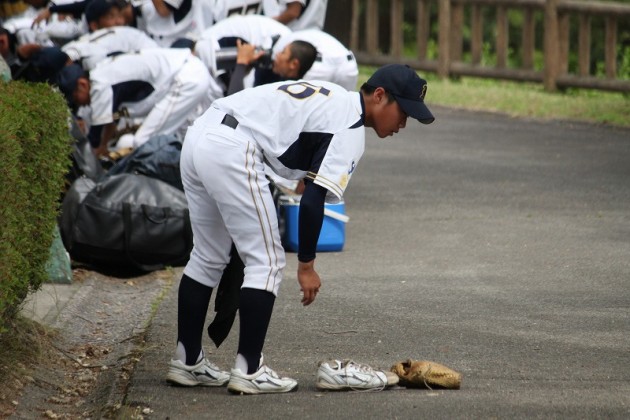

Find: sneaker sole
316;377;397;391
166;370;228;387
315;381;387;391
227;380;298;395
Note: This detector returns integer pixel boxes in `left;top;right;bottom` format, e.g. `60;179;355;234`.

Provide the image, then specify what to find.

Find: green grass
358;66;630;128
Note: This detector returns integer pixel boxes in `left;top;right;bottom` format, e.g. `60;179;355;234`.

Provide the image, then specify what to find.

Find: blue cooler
278;195;347;252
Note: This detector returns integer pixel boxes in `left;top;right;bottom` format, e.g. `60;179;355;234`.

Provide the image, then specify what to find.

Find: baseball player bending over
56;48;210;156
166;64;435;394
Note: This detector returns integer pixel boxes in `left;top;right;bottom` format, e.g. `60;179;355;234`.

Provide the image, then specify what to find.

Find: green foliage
395;1;629;80
0;81;72;332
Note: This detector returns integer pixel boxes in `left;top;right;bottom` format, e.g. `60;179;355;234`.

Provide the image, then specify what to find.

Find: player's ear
76;77;90;97
289;57;301;78
373;87;387;104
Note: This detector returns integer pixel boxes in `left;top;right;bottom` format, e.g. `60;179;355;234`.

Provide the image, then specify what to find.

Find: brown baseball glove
391;359;462;389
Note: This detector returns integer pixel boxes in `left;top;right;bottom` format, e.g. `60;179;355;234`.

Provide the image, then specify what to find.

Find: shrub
0;81;72;332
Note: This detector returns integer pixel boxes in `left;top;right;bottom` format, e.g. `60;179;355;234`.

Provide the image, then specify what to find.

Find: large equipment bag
105;134;184;191
59;173;192;271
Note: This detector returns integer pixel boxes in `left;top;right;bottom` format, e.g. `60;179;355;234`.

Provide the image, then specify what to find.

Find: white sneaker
228;364;298;395
166;358;230;387
316;359;399;391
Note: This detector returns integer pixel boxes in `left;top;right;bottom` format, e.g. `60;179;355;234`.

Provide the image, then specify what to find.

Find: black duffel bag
106;134;183;191
59;173;192;271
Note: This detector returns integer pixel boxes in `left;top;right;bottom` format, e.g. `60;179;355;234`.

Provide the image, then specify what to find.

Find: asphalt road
125;107;630;419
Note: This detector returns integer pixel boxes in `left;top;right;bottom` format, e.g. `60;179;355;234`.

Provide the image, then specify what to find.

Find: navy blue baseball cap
30;47;70;82
366;64;435;124
56;63;86;105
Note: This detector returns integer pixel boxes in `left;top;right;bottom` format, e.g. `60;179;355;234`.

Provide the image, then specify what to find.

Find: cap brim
395;96;435;124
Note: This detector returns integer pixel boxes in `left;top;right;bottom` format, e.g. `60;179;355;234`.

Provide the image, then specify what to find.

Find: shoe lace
203;358;221;371
262;365;281;379
341;360;386;392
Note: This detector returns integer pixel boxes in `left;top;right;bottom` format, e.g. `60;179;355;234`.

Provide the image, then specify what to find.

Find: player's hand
297;260;321;306
236;39;264;67
32;8;51;27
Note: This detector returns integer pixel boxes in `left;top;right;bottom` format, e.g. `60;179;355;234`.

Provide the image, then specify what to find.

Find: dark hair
360;83;396;102
0;27;17;54
288;40;317;79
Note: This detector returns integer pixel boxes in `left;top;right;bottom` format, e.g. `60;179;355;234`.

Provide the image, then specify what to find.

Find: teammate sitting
166;64;435;394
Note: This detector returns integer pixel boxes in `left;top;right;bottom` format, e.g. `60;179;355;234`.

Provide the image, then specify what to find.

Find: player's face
371;96;408;138
73;78;91;107
0;34;9;57
273;45;298;79
95;7;124;30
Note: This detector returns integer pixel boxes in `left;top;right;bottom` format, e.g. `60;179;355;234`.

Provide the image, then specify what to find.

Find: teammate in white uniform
138;0;197;47
268;0;327;31
56;48;211;155
166;64;435;394
273;28;358;90
192;14;291;99
2;0;87;46
83;0;126;32
210;0;264;21
62;26;159;70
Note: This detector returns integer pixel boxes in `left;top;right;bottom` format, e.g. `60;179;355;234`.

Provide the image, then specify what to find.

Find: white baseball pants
180;107;286;295
133;55;211;148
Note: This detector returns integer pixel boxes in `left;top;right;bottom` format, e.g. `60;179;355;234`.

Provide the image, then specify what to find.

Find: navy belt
221;114;239;129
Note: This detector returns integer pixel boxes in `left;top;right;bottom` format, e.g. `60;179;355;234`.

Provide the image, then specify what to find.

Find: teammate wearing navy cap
166;64;434;393
56;48;211;156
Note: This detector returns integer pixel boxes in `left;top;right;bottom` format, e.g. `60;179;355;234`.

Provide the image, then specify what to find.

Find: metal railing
347;0;630;92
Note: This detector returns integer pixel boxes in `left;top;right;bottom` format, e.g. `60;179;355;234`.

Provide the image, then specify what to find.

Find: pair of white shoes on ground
166;357;398;394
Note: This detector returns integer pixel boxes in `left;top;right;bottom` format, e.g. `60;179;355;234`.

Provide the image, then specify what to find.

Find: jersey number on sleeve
278;82;330;99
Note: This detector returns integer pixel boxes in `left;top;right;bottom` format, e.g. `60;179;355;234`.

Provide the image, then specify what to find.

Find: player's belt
314;53;355;63
221;114;239;129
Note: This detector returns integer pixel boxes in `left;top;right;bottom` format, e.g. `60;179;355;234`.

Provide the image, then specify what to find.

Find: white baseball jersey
198;14;290;48
88;49;190;125
3;6;87;44
211;79;365;200
181;78;363;291
195;14;290;90
277;0;327;31
210;0;264;21
62;26;159;70
138;0;198;47
273;29;358;90
87;48;210;147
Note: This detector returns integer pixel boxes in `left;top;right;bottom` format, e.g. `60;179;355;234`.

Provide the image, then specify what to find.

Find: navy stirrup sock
237;287;276;374
177;274;213;365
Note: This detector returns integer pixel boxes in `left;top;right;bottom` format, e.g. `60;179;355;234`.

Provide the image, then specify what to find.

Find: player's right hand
297;260;321;306
235;39;264;67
